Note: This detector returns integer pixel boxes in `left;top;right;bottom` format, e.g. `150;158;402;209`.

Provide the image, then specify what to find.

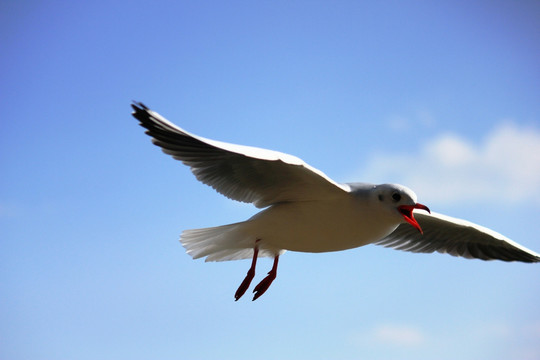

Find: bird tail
180;222;274;262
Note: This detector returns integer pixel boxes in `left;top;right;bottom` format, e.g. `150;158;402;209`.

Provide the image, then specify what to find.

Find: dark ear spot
378;194;384;201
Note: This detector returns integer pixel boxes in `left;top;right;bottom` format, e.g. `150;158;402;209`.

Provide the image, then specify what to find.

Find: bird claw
234;268;255;301
252;271;276;301
235;251;279;301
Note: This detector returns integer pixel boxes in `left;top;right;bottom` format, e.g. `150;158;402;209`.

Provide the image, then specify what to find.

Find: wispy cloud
372;324;425;347
350;323;426;349
359;121;540;205
386;109;436;131
350;321;540;359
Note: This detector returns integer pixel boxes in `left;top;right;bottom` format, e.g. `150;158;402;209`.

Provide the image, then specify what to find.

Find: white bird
132;102;540;301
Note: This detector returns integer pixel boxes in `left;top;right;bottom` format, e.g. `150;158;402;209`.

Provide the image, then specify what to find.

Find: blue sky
1;1;540;359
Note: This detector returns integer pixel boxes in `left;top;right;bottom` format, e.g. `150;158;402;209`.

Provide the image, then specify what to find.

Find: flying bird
131;102;540;301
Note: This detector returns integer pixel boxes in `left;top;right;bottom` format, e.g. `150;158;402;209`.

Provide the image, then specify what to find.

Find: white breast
244;197;400;253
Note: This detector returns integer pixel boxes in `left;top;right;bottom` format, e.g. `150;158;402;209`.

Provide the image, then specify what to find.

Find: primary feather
132;102;349;208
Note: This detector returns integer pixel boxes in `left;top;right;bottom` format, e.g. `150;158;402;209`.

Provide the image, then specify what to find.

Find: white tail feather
180;222;275;262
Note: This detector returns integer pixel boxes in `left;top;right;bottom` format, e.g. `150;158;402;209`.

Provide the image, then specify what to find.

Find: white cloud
350;323;426;349
372;324;425;347
359;121;540;205
469;322;511;340
350;321;540;358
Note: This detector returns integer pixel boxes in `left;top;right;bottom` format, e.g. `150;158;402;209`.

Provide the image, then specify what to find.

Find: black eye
391;192;401;202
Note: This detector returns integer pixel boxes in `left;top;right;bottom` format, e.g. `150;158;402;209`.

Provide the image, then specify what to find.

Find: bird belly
244;199;398;253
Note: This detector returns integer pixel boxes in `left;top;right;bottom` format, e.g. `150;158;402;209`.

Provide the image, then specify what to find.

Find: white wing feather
132;102;349;208
376;212;540;262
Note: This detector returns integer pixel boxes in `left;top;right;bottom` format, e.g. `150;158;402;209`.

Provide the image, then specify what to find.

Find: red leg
234;246;259;301
252;255;279;301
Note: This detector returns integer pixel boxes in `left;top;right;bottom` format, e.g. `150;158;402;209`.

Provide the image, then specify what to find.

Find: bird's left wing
375;212;540;262
132;102;350;208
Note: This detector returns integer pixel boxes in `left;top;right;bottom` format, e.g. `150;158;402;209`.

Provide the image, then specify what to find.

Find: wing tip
131;101;149;118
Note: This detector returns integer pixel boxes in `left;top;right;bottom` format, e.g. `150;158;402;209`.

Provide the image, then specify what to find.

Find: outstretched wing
132;102;349;208
375;212;540;263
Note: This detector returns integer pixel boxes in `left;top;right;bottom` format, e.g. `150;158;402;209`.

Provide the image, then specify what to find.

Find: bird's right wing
132;102;350;208
375;212;540;262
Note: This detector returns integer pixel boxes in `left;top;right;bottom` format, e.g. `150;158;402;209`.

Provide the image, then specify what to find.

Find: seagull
131;102;540;301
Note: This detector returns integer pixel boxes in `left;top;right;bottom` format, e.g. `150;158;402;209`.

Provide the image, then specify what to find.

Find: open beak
398;203;431;234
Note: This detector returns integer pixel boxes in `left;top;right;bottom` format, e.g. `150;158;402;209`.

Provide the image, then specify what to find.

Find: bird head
373;184;431;234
